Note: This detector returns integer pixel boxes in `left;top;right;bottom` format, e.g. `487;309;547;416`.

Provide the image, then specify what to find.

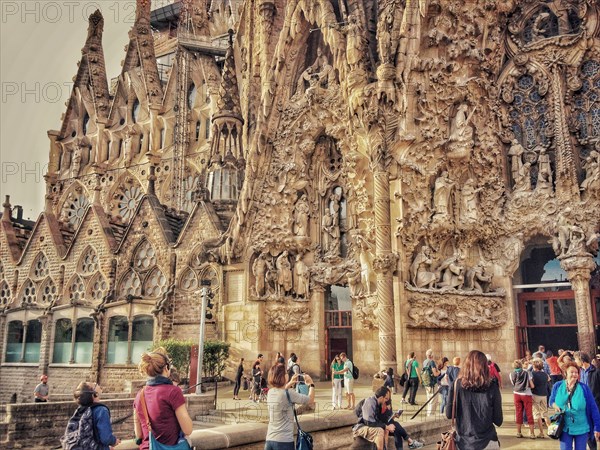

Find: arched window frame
4;318;42;363
52;317;95;365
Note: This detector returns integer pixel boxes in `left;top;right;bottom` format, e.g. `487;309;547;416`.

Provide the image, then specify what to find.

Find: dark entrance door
517;290;578;356
325;310;352;379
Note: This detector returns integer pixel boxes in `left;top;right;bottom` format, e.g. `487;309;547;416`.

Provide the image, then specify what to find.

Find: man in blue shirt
352;386;396;450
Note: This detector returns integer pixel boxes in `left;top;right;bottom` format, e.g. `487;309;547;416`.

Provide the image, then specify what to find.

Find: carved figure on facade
293;194;310;237
296;48;337;95
508;139;525;183
71;144;83;178
447;103;475;160
293;253;310;299
514;161;532;192
463;264;493;293
581;149;599;195
252;252;268;297
432;171;455;222
536;146;553;193
437;253;465;290
347;268;365;298
409;245;437;289
341;13;368;72
459;178;481;225
276;251;293;295
321;210;333;253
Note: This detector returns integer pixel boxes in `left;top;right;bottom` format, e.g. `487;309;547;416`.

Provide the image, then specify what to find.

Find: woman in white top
265;363;315;450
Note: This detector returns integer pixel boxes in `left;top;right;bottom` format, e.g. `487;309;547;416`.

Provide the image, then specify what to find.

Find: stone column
561;255;597;355
370;146;398;371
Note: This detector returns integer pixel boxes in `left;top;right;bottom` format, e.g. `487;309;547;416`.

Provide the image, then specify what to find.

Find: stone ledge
115;410;448;450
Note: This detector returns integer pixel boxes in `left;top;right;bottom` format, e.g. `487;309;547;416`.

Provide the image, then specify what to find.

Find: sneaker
401;398;407;403
516;433;523;438
529;433;536;439
408;441;424;449
537;433;545;439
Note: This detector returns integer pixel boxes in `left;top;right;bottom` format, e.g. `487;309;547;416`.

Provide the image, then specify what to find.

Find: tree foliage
158;338;194;381
203;340;230;379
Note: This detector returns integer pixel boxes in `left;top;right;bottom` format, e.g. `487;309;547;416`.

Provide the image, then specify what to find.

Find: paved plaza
199;380;564;449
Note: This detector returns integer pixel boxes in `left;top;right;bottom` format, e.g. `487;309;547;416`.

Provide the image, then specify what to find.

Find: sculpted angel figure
508;139;525;182
293;253;310;298
276;251;293;295
433;171;456;220
293;194;310;237
437;253;465;290
252;253;268;297
581;150;600;194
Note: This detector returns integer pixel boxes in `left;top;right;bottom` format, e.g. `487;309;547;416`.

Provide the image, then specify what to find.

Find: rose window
33;253;50;279
90;275;108;302
134;241;156;272
21;280;36;305
118;185;143;221
69;276;86;303
119;271;142;298
144;268;167;297
80;248;99;274
180;268;198;291
41;279;58;305
0;281;11;307
66;194;90;228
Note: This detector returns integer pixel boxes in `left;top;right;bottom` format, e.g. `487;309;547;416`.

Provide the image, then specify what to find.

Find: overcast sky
1;1;134;219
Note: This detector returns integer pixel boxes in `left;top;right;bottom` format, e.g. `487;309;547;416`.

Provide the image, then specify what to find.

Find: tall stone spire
209;29;244;167
121;0;164;108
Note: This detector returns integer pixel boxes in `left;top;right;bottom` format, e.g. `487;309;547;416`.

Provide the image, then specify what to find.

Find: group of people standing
510;345;600;449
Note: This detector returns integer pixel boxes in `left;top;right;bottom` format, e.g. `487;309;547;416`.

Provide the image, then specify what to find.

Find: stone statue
536;147;553;193
581;150;600;194
447;103;474;158
296;48;336;94
464;264;493;293
265;259;278;295
508;139;525;183
293;253;310;298
276;251;293;295
252;252;268;296
321;210;332;252
514;161;532;191
531;12;550;41
348;269;365;297
328;195;341;256
343;13;367;71
293;194;309;237
71;145;83;178
433;171;456;221
409;246;437;289
459;178;481;224
437;253;465;289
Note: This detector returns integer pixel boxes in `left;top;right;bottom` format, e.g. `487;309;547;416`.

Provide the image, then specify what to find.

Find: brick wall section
0;395;212;449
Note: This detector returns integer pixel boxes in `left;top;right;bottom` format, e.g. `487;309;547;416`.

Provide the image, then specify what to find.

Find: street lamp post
195;282;211;395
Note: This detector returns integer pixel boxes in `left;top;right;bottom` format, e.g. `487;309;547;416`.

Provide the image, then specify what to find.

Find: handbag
243;377;249;391
139;387;192;450
285;390;314;450
399;373;408;387
437;379;458;450
548;382;577;440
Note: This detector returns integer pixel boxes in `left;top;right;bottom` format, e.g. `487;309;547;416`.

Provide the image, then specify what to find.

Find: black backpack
354;398;366;418
352;364;359;380
61;403;107;450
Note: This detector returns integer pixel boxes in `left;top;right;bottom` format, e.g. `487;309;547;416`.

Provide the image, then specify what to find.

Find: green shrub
203;340;230;379
158;338;194;381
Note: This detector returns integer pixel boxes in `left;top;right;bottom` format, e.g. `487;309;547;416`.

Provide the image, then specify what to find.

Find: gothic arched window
69;275;86;303
20;279;36;305
207;165;240;201
507;74;551;150
132;99;140;123
573;59;600;145
89;273;108;302
180;268;198;291
0;281;11;308
134;240;157;272
118;270;142;298
143;267;167;297
32;253;50;279
40;278;58;306
79;247;99;275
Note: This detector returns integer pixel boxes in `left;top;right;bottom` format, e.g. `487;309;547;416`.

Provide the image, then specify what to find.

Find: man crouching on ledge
352;386;396;450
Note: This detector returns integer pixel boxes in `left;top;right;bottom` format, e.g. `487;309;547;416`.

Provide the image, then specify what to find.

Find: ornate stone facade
1;0;599;400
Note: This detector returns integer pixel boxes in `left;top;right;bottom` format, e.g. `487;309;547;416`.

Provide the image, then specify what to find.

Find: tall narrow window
131;315;153;364
24;320;42;363
53;318;72;363
196;121;201;141
205;118;211;139
132;99;140;123
106;316;129;364
74;318;94;364
5;320;23;362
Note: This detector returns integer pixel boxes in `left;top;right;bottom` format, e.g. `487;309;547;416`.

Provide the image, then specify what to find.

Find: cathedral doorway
325;285;352;379
515;241;600;356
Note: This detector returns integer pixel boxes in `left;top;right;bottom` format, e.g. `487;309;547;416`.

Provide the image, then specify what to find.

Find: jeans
233;377;242;397
559;431;588;450
439;385;449;414
388;420;409;449
264;441;295;450
332;378;343;408
402;377;419;404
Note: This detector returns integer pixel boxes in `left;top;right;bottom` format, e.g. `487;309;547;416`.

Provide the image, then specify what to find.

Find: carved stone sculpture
459;178;480;224
581;150;599;195
437;253;465;290
464;264;493;293
71;145;83;178
409;245;437;289
514;161;532;191
276;251;292;295
321;210;332;252
252;252;268;297
293;194;309;237
536;147;553;193
265;304;311;331
447;103;474;160
508;139;525;184
293;253;310;299
432;171;455;222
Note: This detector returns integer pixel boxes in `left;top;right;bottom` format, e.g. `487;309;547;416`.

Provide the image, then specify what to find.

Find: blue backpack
61;404;106;450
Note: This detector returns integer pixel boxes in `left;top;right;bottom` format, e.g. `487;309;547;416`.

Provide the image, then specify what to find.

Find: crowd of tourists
40;344;600;449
